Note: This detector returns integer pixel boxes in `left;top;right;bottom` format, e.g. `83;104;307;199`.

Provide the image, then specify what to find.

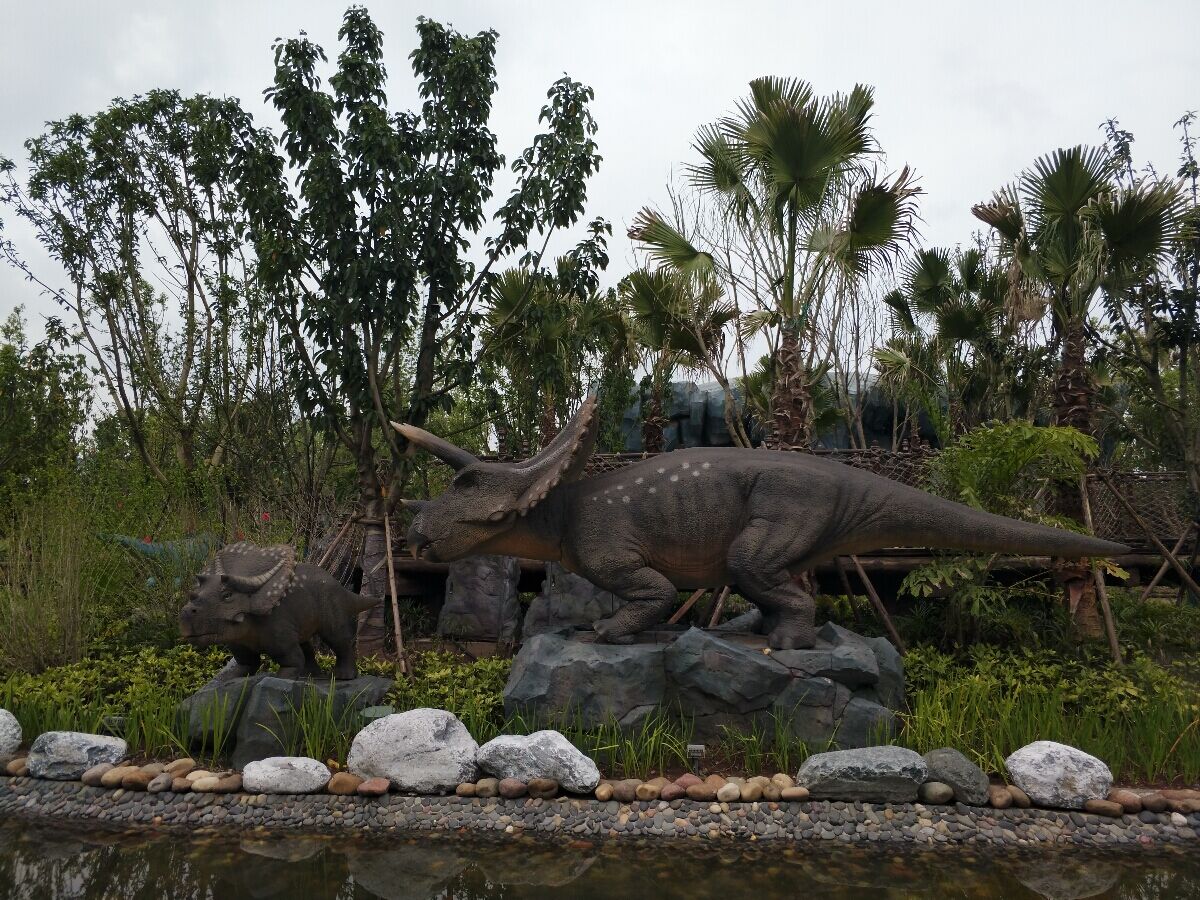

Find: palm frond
627;208;715;276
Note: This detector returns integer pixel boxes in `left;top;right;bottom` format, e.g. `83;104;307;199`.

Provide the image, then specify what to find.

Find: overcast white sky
1;0;1196;339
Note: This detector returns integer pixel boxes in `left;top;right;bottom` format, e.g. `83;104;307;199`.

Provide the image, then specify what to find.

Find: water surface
1;818;1198;899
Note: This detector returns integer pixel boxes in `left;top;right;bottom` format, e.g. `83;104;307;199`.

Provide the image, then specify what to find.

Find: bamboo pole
667;588;710;625
849;555;906;654
317;513;358;569
1100;473;1200;599
380;500;408;676
1080;475;1122;666
835;556;861;622
707;586;731;628
1138;525;1194;602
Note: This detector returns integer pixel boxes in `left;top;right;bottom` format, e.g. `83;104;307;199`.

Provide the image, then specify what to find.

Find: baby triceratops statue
180;542;376;679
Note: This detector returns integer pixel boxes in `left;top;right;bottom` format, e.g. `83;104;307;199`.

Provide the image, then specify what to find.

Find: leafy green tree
0;307;90;506
232;9;605;648
632;77;920;448
0;90;265;508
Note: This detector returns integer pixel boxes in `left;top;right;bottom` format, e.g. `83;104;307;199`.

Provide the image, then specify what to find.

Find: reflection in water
0;818;1198;900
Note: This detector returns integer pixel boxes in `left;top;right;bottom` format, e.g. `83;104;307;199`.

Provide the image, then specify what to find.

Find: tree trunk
539;391;559;449
352;425;389;655
641;383;667;454
1052;314;1100;637
770;328;814;449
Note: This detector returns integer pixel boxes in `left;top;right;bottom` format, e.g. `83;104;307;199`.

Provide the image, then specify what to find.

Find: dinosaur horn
223;556;286;593
212;553;224;577
391;422;478;471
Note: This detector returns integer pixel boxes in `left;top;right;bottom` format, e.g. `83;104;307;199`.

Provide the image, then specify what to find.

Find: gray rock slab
504;633;666;727
26;731;126;780
347;708;478;794
523;563;625;637
924;747;989;806
836;696;897;749
797;745;928;802
438;554;521;642
772;644;879;686
476;730;600;793
665;627;791;714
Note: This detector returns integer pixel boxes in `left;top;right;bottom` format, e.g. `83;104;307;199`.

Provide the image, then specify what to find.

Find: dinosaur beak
408;531;431;560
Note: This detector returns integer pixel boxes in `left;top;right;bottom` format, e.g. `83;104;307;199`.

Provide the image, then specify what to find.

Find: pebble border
3;775;1200;848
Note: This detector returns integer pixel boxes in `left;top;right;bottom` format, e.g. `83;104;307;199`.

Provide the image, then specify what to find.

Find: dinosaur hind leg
728;521;819;649
591;566;677;644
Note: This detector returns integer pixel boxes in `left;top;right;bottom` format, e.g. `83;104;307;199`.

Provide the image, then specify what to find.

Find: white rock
242;756;331;794
1005;740;1112;810
347;708;478;794
476;730;601;793
26;731;127;780
0;709;21;757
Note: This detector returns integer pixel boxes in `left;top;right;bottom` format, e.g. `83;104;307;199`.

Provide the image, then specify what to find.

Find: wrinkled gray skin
396;399;1129;650
180;542;377;679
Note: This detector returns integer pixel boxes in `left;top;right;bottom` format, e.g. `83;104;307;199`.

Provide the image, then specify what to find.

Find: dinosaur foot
767;621;816;650
592;618;636;644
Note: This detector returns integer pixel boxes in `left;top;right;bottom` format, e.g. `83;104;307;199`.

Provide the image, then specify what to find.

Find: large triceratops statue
395;397;1128;650
180;542;376;679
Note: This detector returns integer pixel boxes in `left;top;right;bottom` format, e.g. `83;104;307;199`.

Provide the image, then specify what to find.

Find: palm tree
875;246;1043;444
619;267;742;450
631;77;920;448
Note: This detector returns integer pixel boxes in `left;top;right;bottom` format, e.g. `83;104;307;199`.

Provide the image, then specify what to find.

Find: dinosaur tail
846;482;1129;559
341;588;382;615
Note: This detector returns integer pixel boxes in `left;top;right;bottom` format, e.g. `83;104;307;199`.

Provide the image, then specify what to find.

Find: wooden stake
835;556;860;622
707;586;731;628
668;588;710;625
1100;473;1200;599
381;501;408;676
1138;524;1194;603
1080;475;1122;666
849;555;906;654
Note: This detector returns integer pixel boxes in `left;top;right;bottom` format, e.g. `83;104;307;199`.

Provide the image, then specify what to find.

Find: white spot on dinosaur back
670;474;679;482
616;484;624;491
681;462;690;469
607;498;613;504
648;487;657;494
692;470;701;477
657;467;666;474
634;477;644;484
622;496;630;503
702;462;711;469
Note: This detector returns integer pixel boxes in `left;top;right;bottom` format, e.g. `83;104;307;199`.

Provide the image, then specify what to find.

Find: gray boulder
523;563;625;637
438;554;521;642
504;633;666;727
0;709;20;756
229;675;393;770
1005;740;1112;809
347;708;478;794
26;731;127;780
836;696;897;748
665;627;791;715
865;636;905;709
179;666;268;749
923;747;989;806
797;745;928;802
476;730;601;793
242;756;332;794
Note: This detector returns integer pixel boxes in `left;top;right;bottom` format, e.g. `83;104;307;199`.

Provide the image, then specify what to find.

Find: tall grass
260;682;369;763
899;676;1200;784
0;500;116;672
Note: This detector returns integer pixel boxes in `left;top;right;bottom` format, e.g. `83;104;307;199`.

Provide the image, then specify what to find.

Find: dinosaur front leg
590;566;677;644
